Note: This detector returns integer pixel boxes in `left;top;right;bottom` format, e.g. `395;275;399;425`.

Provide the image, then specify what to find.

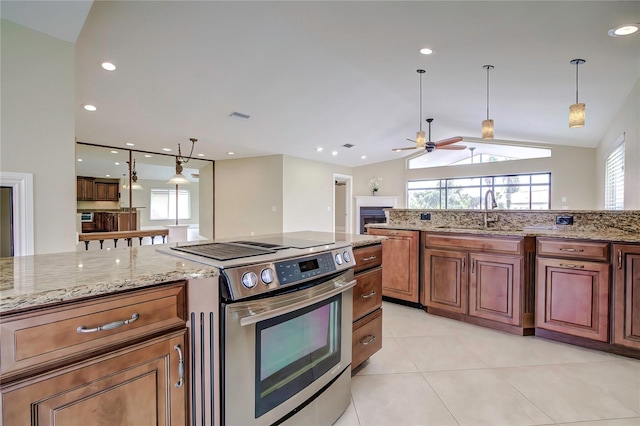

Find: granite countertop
367;223;640;243
0;232;385;315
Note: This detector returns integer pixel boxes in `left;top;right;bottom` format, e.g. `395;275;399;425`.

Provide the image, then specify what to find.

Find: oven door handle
239;279;356;327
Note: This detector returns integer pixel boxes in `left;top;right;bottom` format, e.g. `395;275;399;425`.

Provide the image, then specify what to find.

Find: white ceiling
4;1;640;168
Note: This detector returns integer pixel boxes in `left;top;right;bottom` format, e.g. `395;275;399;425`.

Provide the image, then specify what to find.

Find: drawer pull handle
361;255;377;261
174;344;184;388
559;263;585;269
361;290;376;299
559;248;584;252
76;313;140;333
360;335;376;345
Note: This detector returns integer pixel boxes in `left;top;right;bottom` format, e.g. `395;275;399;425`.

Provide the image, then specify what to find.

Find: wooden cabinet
94;212;116;232
117;211;137;231
535;238;611;342
351;244;383;370
612;244;640;350
95;182;120;201
1;282;188;424
76;177;95;201
366;229;419;303
423;232;534;334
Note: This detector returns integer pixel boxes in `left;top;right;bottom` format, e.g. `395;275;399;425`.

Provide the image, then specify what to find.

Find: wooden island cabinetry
351;243;383;370
535;238;611;342
366;228;419;304
0;282;188;425
423;232;535;334
612;244;640;350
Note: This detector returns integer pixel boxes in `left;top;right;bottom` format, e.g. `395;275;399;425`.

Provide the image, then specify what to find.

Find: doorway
1;187;14;257
333;174;352;234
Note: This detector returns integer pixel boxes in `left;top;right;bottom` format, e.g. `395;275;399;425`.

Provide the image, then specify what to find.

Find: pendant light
167;138;197;185
415;69;427;147
569;59;586;128
481;65;495;139
131;159;143;190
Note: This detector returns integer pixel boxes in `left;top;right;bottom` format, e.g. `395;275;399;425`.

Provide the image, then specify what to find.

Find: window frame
149;188;191;220
604;136;625;210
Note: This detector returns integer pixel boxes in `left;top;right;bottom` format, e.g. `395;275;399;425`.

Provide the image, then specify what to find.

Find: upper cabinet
76;177;95;201
77;177;119;202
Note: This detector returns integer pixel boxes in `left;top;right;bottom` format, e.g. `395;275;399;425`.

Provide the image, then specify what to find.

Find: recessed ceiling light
105;174;110;177
316;147;324;152
144;154;153;158
331;151;338;156
608;23;639;37
125;142;134;146
77;158;83;162
197;153;205;157
361;155;367;159
101;62;116;71
114;162;120;165
420;48;435;55
227;152;235;155
82;104;97;112
162;148;172;152
110;150;118;154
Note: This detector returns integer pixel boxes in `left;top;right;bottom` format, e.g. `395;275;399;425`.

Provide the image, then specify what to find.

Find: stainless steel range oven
162;234;356;426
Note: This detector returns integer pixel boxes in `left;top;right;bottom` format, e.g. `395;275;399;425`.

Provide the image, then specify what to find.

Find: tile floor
335;301;640;426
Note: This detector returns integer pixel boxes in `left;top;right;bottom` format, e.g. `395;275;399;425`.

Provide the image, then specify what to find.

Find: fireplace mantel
354;196;398;234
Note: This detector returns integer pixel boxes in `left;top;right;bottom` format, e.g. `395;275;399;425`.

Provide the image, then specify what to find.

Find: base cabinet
366;229;419;303
613;244;640;349
1;330;187;426
423;248;467;314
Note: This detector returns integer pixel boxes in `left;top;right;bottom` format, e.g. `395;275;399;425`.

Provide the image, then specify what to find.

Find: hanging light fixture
481;65;495;139
569;59;586;128
415;69;427;147
167;138;197;184
131;159;143;190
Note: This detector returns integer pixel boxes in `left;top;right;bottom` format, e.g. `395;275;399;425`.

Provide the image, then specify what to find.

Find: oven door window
255;293;342;418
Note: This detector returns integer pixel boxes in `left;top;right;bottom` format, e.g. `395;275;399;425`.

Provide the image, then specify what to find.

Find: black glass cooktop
170;242;275;261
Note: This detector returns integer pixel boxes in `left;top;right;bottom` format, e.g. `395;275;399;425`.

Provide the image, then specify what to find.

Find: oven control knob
343;251;351;263
261;268;275;284
241;272;258;289
335;253;343;265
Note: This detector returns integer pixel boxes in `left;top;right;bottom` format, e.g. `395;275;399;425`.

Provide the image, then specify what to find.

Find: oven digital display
298;259;319;272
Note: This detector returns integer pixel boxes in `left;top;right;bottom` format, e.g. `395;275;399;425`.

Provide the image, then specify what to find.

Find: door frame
332;174;352;234
0;172;34;256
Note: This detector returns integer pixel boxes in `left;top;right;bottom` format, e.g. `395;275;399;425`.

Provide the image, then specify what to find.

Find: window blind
604;141;625;210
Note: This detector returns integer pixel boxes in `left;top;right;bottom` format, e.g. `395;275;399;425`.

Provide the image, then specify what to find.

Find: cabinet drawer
353;244;382;273
352;308;382;369
353;267;382;321
425;233;523;255
1;282;186;378
537;238;609;261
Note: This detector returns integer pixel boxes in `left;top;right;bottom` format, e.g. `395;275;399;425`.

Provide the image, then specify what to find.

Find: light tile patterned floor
335;302;640;426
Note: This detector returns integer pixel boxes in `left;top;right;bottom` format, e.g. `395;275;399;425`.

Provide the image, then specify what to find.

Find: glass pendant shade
167;173;189;185
415;131;427;147
569;102;585;128
482;119;494;139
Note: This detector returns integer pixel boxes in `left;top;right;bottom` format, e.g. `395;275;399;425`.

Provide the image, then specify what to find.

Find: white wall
282;156;351;233
198;162;214;239
596;78;640;209
215;155;284;238
1;20;76;254
352;158;408;208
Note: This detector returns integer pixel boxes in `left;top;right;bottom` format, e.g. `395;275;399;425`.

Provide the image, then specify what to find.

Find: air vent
229;111;250;120
342;143;354;148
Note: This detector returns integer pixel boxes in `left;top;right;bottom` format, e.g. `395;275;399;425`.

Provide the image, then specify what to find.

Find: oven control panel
223;246;355;300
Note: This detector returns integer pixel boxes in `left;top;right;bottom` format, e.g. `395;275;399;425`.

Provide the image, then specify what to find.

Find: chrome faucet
483;189;498;228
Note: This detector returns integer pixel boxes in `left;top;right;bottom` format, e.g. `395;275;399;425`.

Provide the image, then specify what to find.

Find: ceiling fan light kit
482;65;495;140
569;59;586;128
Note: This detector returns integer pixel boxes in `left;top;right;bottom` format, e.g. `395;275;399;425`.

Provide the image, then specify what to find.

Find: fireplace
360;207;390;234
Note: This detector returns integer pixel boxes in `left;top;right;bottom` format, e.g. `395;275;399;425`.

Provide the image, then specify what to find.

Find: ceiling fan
393;69;465;153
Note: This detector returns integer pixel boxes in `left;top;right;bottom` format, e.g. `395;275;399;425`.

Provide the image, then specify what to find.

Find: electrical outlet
556;215;574;225
420;213;431;220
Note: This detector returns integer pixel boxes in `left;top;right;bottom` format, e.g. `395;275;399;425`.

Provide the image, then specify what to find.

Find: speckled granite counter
367;209;640;243
0;232;384;315
0;245;219;314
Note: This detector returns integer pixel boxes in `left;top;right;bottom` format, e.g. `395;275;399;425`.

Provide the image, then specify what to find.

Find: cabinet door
1;330;187;425
106;183;119;201
536;258;610;342
423;249;468;314
368;229;419;303
469;253;522;325
613;244;640;349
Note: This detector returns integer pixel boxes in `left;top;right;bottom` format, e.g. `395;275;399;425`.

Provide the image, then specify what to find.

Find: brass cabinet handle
618;249;623;269
559;248;584;252
174;344;184;388
360;335;376;345
361;290;376;299
559;263;585;269
361;255;377;261
76;313;139;333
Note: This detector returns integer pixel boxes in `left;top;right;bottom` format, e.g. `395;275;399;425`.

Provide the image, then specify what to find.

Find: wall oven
162;234;356;426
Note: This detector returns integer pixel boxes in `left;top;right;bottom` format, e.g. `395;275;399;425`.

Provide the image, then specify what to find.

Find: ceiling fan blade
434;136;463;147
406;138;417;143
392;146;419;151
438;145;467;150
